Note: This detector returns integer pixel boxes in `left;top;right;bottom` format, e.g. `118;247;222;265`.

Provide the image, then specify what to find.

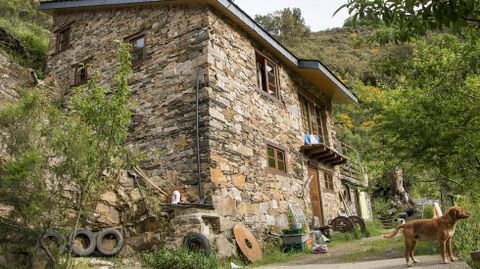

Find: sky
234;0;350;31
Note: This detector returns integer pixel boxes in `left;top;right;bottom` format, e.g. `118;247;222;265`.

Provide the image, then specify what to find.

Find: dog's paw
412;258;420;263
407;263;414;267
450;256;458;262
443;260;451;264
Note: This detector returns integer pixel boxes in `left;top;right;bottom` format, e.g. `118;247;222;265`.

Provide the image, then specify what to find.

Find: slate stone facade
45;3;371;257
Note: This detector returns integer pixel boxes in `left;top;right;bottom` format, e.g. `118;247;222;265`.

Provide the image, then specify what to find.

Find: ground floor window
324;172;334;191
267;144;286;172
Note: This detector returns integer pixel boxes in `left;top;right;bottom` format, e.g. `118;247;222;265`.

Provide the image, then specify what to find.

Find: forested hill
291;26;384;84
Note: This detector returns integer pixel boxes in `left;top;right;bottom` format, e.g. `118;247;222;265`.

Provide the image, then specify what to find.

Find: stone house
40;0;372;257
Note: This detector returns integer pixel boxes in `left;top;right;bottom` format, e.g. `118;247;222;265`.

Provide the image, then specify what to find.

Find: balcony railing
300;136;367;185
335;140;366;186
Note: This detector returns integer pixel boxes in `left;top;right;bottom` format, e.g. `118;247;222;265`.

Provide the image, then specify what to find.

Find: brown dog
383;206;470;267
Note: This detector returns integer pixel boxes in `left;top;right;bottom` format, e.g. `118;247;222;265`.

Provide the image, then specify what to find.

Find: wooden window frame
266;143;287;173
324;172;334;191
54;23;73;54
125;31;147;67
72;58;92;87
299;92;329;145
255;50;281;100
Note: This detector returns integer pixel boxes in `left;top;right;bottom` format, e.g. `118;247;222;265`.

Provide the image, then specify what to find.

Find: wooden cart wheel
330;216;354;233
349;216;367;234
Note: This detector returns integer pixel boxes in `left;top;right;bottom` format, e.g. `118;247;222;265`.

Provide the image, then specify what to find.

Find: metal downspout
195;73;205;204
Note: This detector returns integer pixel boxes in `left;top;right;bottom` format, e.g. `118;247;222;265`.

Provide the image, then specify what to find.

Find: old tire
68;229;96;257
330;216;355;233
96;228;124;256
349;216;367;234
182;232;211;256
43;231;66;254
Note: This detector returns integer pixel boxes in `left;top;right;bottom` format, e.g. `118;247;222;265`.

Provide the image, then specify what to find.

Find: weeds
143;247;219;269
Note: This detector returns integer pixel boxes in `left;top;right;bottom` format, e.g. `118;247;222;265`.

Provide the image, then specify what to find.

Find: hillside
0;0;51;75
290;26;387;85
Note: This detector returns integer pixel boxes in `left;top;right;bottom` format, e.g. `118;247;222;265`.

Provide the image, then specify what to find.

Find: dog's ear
451;207;460;219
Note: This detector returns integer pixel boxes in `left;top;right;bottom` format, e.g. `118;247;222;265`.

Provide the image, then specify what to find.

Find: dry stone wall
204;7;344;237
47;5;212;201
46;4;212;253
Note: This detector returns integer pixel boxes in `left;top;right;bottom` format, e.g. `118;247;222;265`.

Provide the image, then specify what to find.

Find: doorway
308;166;324;226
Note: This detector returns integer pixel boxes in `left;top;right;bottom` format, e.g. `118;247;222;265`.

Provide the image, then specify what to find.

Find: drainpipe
195;73;205;204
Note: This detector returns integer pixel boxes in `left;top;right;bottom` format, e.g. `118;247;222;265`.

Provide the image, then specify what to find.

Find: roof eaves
39;0;165;10
298;60;358;103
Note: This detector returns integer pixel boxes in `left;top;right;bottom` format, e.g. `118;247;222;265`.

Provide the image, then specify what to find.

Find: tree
255;8;311;49
337;0;480;42
0;40;135;267
376;32;480;195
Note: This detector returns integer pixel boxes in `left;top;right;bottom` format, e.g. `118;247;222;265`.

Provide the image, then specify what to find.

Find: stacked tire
43;228;124;257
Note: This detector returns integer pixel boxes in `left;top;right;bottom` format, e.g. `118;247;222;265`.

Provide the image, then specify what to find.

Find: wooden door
308;166;324;226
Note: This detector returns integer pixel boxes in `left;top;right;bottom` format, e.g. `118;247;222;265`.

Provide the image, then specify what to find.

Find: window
126;32;146;66
74;64;88;86
300;95;328;145
324;172;334;191
256;52;280;98
56;26;71;53
267;145;286;172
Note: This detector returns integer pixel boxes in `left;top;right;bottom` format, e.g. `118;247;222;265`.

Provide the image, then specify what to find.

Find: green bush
143;247;219;269
365;219;387;237
0;0;52;75
422;205;434;219
371;197;390;218
453;199;480;269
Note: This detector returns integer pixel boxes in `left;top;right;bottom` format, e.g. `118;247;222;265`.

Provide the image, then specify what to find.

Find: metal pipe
195;73;205;204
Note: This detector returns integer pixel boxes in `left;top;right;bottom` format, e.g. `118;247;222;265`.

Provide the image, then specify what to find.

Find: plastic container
283;233;309;253
282;228;304;235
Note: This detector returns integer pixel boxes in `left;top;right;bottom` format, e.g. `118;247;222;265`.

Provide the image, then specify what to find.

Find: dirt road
257;255;469;269
257;236;469;269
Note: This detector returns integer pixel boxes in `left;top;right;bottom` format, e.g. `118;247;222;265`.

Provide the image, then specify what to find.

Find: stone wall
203;6;344;238
47;4;212;200
46;4;213;253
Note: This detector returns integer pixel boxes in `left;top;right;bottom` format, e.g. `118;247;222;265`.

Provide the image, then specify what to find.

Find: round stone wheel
349;215;367;233
330;216;355;233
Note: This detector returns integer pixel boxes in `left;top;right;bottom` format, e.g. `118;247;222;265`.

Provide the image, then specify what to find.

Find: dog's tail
383;224;405;238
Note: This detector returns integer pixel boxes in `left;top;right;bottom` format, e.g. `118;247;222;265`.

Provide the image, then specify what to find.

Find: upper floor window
324;172;334;191
256;51;280;98
267;144;286;172
56;26;71;54
300;95;328;145
126;32;146;66
74;64;88;86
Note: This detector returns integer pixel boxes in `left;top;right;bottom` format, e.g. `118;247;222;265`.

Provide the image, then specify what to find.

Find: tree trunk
394;167;415;207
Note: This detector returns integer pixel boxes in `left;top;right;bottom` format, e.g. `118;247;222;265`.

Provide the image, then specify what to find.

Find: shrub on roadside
143;247;219;269
371;197;390;218
453;198;480;269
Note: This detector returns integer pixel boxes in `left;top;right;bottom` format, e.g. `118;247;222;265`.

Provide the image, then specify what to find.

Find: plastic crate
282;228;304;235
283;233;309;253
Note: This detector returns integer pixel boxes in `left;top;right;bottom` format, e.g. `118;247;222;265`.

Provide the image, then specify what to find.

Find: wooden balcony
336;141;367;186
300;143;348;166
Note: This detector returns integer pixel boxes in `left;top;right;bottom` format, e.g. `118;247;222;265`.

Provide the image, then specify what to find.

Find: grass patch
143;247;219;269
338;236;440;263
365;219;388;237
217;237;309;268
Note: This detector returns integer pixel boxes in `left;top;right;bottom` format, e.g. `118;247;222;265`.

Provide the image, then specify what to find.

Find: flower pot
471;250;480;262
